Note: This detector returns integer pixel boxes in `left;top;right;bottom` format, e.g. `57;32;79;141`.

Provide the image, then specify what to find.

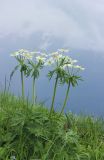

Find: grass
0;92;104;160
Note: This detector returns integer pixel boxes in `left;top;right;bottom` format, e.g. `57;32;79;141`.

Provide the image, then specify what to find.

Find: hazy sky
0;0;104;51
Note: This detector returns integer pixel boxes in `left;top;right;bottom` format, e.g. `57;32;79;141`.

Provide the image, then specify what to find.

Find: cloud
0;0;104;51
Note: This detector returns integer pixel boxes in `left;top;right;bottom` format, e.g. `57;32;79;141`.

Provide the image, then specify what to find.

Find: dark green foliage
0;93;104;160
27;60;43;79
10;65;20;81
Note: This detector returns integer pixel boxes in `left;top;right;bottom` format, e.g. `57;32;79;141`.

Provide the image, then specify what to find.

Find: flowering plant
26;52;47;104
10;48;84;115
45;49;84;116
10;49;32;99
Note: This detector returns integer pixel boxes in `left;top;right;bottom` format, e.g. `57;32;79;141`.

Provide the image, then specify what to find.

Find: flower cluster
10;48;85;114
11;49;49;65
11;49;33;60
11;48;84;72
44;49;84;72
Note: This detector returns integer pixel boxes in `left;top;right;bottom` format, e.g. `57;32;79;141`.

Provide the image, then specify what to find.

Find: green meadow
0;92;104;160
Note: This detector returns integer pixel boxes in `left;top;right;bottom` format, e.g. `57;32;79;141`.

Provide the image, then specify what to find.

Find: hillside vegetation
0;92;104;160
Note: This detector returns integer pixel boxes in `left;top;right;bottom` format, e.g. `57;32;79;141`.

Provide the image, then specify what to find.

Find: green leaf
10;65;20;81
47;70;55;80
26;68;32;77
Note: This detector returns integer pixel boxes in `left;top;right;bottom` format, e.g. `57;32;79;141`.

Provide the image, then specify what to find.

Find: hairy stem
32;77;36;105
50;75;58;116
21;71;24;100
60;81;70;115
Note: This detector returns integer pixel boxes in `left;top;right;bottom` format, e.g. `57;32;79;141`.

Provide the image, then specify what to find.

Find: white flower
80;67;85;71
50;52;64;61
58;48;69;53
11;49;33;60
11;51;20;57
67;64;73;68
74;65;85;70
51;51;59;57
44;57;55;66
36;56;46;63
62;64;73;69
18;49;29;56
57;54;63;59
64;56;72;64
71;59;78;64
10;49;27;57
22;52;33;60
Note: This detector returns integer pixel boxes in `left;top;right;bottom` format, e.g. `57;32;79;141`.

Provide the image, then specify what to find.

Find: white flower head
36;56;46;63
22;52;33;60
58;48;69;53
64;56;72;63
50;52;64;62
11;49;32;60
71;59;78;64
62;64;73;69
51;51;59;56
11;51;20;57
74;65;85;70
44;57;55;66
18;49;27;53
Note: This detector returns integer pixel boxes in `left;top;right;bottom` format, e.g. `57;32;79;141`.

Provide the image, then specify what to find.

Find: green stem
21;71;24;100
32;77;36;105
50;75;58;116
60;81;70;115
